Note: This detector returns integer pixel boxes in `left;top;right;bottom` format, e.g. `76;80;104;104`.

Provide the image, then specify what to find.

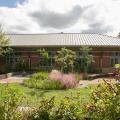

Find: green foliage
55;47;76;73
23;93;84;120
0;83;94;120
84;79;120;120
79;46;94;73
0;26;12;56
15;57;29;72
0;85;24;120
114;64;120;69
24;72;63;90
52;93;83;120
0;63;11;74
74;46;94;74
118;32;120;38
37;48;50;66
26;97;55;120
87;65;102;73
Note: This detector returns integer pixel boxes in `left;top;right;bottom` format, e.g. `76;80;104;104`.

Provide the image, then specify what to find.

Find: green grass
0;83;95;106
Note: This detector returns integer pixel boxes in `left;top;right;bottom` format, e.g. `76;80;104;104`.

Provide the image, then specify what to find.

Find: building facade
0;33;120;73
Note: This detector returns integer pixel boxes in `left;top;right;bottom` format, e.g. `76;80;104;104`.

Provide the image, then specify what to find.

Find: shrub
24;72;63;90
49;70;78;89
23;94;84;120
25;71;78;90
87;65;102;73
49;70;62;81
61;74;77;88
26;97;55;120
0;85;24;120
55;47;76;73
83;79;120;120
37;48;50;66
52;93;83;120
14;57;29;72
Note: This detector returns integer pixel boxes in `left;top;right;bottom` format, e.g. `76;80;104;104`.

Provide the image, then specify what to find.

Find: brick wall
102;52;111;68
92;51;111;68
0;49;112;72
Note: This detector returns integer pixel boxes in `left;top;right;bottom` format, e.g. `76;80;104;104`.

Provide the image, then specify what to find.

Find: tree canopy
118;32;120;38
0;26;11;56
80;46;94;73
55;47;76;73
37;48;50;66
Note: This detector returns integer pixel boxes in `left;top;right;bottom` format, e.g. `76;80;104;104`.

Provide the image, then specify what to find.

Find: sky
0;0;120;36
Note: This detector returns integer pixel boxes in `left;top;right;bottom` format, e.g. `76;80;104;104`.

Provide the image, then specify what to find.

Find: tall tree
0;26;11;56
55;47;76;73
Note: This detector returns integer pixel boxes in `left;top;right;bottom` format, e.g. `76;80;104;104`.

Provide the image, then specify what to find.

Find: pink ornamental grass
49;70;62;81
61;74;77;88
49;70;77;89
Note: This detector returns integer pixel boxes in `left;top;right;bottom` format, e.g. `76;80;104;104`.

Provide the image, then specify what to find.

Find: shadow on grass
26;88;68;98
28;89;50;97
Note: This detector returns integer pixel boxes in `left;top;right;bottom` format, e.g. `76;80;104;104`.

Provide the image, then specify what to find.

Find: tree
55;47;76;73
118;32;120;38
0;26;11;56
79;46;94;78
37;48;50;66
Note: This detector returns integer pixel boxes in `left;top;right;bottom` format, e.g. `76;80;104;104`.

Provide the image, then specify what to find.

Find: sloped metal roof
6;33;120;47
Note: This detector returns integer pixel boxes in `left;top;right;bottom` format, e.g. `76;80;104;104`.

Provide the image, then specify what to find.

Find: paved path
78;78;115;88
0;76;28;84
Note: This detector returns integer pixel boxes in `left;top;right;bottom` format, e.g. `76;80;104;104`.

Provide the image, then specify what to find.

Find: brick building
1;33;120;73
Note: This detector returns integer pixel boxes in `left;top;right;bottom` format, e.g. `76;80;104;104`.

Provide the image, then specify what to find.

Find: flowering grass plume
49;70;77;89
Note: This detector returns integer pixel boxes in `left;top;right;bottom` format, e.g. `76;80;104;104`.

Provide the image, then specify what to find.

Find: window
110;52;120;67
6;55;21;66
115;58;118;64
111;57;120;67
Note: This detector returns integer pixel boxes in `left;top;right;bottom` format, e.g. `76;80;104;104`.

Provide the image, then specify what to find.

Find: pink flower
49;70;62;81
49;70;77;89
61;74;77;88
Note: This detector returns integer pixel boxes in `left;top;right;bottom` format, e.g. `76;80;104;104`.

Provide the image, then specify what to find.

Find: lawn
0;83;95;106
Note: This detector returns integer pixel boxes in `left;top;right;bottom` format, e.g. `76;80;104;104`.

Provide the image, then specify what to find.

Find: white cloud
0;0;120;36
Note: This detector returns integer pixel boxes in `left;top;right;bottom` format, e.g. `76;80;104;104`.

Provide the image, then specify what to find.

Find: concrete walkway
0;75;29;84
78;78;115;88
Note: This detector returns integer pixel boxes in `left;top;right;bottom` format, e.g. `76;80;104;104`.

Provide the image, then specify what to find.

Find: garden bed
88;73;107;79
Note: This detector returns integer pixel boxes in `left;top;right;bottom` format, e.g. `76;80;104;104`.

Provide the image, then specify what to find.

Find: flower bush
26;97;55;120
52;93;83;120
61;74;77;88
49;70;77;89
48;70;62;81
23;93;83;120
0;85;24;120
83;65;120;119
83;79;120;120
24;72;63;90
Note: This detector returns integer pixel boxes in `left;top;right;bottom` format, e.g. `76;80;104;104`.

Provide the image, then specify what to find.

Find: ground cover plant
24;70;79;90
24;71;63;90
0;85;24;120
